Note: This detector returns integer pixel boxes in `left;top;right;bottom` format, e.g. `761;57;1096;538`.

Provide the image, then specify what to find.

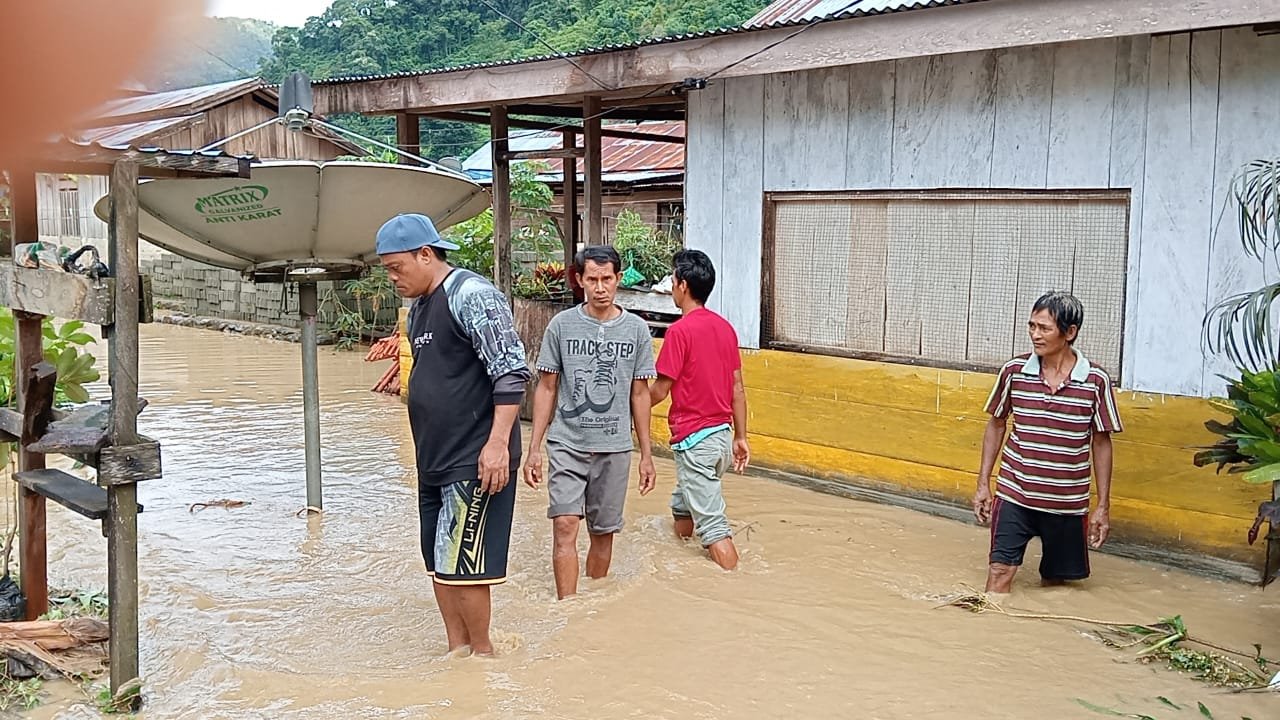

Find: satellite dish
93;159;491;282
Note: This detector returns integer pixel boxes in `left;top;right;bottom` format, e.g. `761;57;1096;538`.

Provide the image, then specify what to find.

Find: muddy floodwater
16;324;1280;719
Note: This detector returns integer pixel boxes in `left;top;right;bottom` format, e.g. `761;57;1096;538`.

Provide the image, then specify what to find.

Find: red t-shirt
656;307;741;444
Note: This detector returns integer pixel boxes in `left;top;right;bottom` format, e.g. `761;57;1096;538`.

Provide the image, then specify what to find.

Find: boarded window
764;191;1129;375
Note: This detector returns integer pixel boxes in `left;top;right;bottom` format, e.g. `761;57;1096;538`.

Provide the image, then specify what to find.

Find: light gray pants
670;428;733;547
547;442;631;535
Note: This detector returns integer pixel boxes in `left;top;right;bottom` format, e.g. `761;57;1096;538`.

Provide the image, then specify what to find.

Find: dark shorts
989;497;1090;581
418;475;516;586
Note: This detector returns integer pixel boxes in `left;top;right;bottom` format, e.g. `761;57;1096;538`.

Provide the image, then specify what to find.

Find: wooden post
106;159;141;700
561;130;580;301
396;113;421;164
583;96;604;247
491;105;513;298
11;169;47;620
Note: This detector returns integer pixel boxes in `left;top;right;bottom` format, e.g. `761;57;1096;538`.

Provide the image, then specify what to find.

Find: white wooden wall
685;27;1280;397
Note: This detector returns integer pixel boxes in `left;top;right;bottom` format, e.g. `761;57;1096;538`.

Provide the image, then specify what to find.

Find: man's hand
638;455;656;496
973;482;993;525
732;437;750;474
523;450;544;490
478;439;510;494
1089;506;1110;549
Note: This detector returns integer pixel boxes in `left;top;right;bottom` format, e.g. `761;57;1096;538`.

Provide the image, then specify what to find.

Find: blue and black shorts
418;475;516;586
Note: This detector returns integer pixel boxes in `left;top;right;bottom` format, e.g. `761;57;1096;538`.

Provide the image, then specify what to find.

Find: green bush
1193;370;1280;484
612;209;681;285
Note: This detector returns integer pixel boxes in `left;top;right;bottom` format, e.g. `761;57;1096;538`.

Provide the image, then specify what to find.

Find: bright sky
206;0;335;26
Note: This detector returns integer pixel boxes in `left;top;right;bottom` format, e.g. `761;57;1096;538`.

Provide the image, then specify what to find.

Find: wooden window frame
760;188;1131;378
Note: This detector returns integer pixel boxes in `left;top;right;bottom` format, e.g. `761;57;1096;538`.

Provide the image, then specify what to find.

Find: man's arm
650;376;674;406
524;372;558;489
731;368;750;473
1089;432;1113;548
450;276;532;493
631;378;656;495
973;416;1007;524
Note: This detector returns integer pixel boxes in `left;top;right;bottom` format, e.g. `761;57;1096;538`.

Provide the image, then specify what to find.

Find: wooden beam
20;363;57;447
310;0;1278;116
98;442;163;486
502;147;585;161
39;144;250;178
7;169;36;257
583;96;603;247
491;106;514;299
509;104;684;121
0;266;116;325
14;312;48;621
424;111;684;144
395;113;421;164
562;129;582;303
106;159;142;698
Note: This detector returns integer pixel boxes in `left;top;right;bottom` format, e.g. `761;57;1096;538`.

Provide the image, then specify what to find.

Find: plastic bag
621;266;645;288
0;574;26;622
13;241;68;271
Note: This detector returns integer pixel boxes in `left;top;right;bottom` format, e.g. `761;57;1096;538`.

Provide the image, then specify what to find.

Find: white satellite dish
94;159;491;281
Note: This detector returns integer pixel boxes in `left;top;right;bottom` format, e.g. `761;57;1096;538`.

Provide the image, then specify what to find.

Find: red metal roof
467;121;684;180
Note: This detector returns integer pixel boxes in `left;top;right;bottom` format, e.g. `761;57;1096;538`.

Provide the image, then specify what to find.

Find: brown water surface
18;324;1280;719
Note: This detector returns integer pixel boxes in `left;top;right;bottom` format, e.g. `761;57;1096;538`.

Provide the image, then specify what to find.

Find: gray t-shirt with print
537;305;657;453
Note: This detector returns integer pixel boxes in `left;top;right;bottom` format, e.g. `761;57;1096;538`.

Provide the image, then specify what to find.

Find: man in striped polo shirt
973;291;1122;593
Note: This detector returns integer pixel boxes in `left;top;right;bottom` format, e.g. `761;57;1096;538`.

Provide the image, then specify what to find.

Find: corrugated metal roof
744;0;982;28
70;115;203;148
95;78;261;121
463;122;684;183
309;0;983;86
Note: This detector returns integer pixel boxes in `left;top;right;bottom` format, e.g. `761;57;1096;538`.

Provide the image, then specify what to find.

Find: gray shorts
547;442;631;535
671;427;733;547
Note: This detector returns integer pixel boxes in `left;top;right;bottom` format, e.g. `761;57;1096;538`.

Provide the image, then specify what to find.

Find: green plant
1193;371;1280;484
93;678;141;715
0;311;101;408
446;162;564;281
1203;159;1280;372
320;268;399;351
514;262;569;301
612;209;681;285
41;588;109;621
0;677;43;712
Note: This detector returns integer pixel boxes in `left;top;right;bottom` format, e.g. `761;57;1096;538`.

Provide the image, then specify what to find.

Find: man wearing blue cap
377;212;531;657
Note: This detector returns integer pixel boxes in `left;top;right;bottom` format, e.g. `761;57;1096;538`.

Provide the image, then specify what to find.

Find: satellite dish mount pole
298;280;322;512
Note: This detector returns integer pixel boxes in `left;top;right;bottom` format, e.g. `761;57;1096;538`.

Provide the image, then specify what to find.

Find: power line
475;0;615;92
192;42;258;78
705;1;860;81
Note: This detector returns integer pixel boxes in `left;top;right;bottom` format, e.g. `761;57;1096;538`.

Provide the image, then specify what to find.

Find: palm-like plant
1198;159;1280;562
1202;159;1280;371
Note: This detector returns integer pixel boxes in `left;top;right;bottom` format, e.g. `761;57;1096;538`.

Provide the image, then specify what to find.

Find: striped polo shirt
984;350;1123;515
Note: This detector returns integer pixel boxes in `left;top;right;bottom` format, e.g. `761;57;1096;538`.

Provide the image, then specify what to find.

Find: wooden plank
1130;31;1221;395
41;144;249;178
720;75;765;348
891;51;997;188
990;45;1053;187
683;82;724;298
845;61;896;189
0;266;115;325
561;130;580;301
14;469;143;520
762;72;800;191
106;159;142;697
10;169;38;256
310;0;1279;116
20;362;57;446
98;442;162;485
490;106;514;297
583;96;604;247
140;274;154;324
503;148;585;161
846;201;888;352
1110;34;1151;387
1046;39;1118;187
14;309;47;621
799;67;849;191
1202;28;1280;392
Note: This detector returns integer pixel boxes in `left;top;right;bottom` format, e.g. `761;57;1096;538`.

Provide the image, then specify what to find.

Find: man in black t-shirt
377;213;531;657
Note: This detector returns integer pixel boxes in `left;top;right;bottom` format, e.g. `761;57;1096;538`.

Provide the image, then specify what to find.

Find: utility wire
475;0;615;91
705;0;861;81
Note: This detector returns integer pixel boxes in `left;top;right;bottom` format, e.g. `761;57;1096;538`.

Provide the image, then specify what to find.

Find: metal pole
299;282;322;510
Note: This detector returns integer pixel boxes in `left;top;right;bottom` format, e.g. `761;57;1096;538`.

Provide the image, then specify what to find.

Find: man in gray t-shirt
524;245;657;600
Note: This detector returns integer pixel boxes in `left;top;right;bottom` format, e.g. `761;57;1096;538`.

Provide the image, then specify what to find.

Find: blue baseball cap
375;213;460;255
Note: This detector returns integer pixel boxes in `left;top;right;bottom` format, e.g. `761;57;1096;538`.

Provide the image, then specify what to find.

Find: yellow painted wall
398;312;1267;570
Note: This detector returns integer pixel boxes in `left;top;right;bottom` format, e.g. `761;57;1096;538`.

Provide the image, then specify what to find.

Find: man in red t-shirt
649;249;750;570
